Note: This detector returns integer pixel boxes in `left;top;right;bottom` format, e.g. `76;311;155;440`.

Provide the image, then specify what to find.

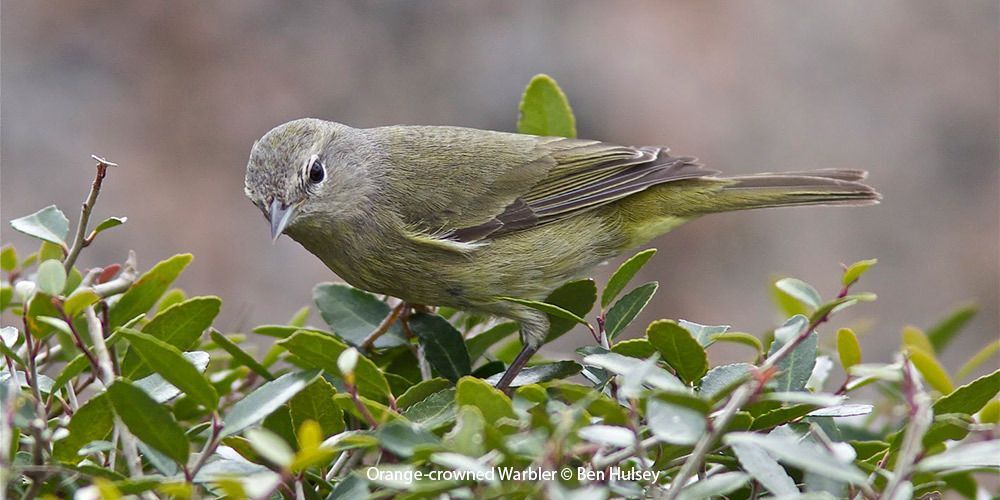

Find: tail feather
710;169;881;212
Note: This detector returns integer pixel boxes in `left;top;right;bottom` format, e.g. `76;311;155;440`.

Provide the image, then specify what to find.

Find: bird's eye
308;159;325;184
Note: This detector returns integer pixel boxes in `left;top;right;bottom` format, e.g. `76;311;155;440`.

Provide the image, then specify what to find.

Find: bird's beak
269;199;297;242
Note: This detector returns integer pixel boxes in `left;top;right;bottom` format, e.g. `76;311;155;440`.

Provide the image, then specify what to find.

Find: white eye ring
306;154;325;184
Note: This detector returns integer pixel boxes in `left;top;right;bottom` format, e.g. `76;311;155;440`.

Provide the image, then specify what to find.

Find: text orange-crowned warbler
245;118;879;391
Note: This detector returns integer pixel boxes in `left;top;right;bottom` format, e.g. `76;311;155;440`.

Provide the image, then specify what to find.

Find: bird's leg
495;343;538;395
360;301;407;352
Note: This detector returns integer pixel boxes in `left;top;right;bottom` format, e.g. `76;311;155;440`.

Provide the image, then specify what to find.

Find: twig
64;156;116;272
664;308;838;499
85;305;142;477
186;413;223;482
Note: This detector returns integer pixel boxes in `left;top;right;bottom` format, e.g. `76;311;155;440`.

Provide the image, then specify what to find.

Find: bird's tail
704;169;881;212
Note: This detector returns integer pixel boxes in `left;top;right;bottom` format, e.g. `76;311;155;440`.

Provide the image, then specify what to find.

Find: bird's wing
376;126;717;247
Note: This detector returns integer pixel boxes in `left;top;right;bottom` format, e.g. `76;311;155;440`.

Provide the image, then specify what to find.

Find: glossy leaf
647;319;708;384
397;378;452;410
376;421;440;457
63;288;100;318
647;398;705;445
133;351;210;403
289;378;345;439
221;370;322;437
107;380;189;463
91;216;127;236
278;330;390;402
774;277;822;311
699;363;753;401
35;259;67;296
582;351;687;392
724;432;867;484
109;254;192;329
10;205;70;245
517;74;576;138
455;377;515;421
401;389;456;430
605;282;658;339
408;313;471;382
933;369;999;415
543;279;597;342
500;296;588;325
909;349;954;393
466;322;518;361
769;327;817;393
836;328;862;370
119;328;218;409
677;472;749;500
842;258;877;286
52;395;114;463
210;330;274;381
313;283;405;348
602;249;656;308
731;441;798;496
484;360;581;387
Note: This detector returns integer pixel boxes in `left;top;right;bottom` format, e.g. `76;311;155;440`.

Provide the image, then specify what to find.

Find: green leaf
902;326;934;354
543;279;597;342
408;313;471;382
288;306;310;328
10;205;70;245
91;216;127;236
312;283;405;348
810;293;877;322
677;472;749;500
909;350;954;393
289;378;345;440
605;282;658;339
927;303;977;352
916;441;1000;472
933;369;1000;415
956;340;1000;380
52;394;114;463
466;322;518;361
0;245;16;272
610;338;657;359
210;330;274;381
133;351;210;403
582;351;687;392
836;328;862;370
517;74;576;138
35;259;66;296
376;421;440;457
978;399;1000;424
699;363;753;401
397;378;452;410
678;320;731;347
842;258;877;286
500;296;588;325
245;427;294;467
724;432;867;484
647;398;705;445
484;360;581;387
52;354;90;392
278;330;391;402
774;278;822;311
647;320;708;384
109;254;193;329
455;377;516;422
63;288;100;318
119;328;218;409
709;331;763;353
730;441;798;496
578;424;635;447
443;406;486;456
769;326;817;393
221;370;322;437
107;380;189;463
602;249;657;308
156;288;186;313
401;389;456;430
771;278;811;317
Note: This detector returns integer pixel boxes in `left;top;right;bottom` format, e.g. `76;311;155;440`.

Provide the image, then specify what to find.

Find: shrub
1;76;997;499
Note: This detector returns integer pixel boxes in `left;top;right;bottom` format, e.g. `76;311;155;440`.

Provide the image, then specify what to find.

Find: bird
244;118;880;391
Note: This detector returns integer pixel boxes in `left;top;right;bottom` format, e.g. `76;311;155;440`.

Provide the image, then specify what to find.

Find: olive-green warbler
245;118;879;390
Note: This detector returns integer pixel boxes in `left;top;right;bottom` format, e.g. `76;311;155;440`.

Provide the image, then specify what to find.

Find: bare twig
64;156;116;272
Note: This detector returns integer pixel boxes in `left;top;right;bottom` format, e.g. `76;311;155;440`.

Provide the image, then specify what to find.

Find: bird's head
244;118;379;240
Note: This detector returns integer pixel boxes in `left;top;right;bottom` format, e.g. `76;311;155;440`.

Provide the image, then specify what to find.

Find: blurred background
2;1;997;371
